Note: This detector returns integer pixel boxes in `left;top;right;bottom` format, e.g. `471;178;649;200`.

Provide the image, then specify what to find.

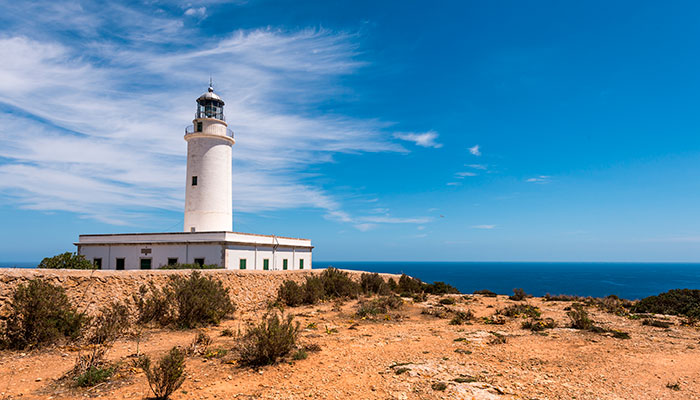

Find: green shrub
425;281;460;295
632;289;700;319
76;365;114;387
70;347;113;387
38;252;94;269
277;280;305;307
397;274;424;295
302;276;326;304
320;268;361;299
2;279;86;349
387;278;398;292
521;318;557;332
89;301;131;345
133;272;235;329
431;382;448;391
438;297;456;305
169;271;235;329
159;263;223;270
499;304;541;318
567;303;594;330
360;273;390;295
238;313;300;366
356;295;403;318
509;288;530;301
292;349;308;360
473;289;498;297
139;347;186;400
544;293;582;302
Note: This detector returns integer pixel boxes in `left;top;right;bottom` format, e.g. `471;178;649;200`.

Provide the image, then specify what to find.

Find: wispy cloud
465;163;487;170
393;130;442;148
455;171;477;177
526;175;552;184
0;2;410;228
472;224;496;229
468;144;481;156
446;182;462;186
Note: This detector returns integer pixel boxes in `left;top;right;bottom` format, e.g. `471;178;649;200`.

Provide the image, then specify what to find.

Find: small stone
36;378;42;382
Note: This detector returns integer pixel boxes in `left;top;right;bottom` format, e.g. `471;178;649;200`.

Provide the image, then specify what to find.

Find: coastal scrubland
0;268;698;399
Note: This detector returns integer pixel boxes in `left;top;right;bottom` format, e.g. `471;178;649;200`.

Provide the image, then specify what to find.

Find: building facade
75;86;313;270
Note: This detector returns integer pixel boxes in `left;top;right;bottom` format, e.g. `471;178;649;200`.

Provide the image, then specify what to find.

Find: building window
239;259;247;270
190;227;196;232
116;258;125;270
196;121;203;132
93;258;102;270
263;259;269;270
283;259;288;270
194;258;205;266
192;176;198;186
299;259;304;270
168;258;178;265
140;258;152;270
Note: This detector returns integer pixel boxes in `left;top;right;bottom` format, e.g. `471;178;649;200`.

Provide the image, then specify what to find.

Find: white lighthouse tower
75;85;312;271
183;85;235;232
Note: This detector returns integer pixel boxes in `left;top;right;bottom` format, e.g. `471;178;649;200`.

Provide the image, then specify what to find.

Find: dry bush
449;310;475;325
509;288;531;301
89;301;131;345
642;318;672;328
567;303;594;330
139;347;186;400
439;298;456;305
238;313;300;366
169;271;235;329
133;283;172;326
360;273;390;295
70;347;114;387
1;279;86;349
473;289;498;297
356;295;403;318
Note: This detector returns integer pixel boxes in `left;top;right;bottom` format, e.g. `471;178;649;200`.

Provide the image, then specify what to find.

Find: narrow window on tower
196;121;202;132
192;176;198;186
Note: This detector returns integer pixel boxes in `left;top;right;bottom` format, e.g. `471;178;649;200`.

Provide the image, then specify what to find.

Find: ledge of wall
0;269;401;315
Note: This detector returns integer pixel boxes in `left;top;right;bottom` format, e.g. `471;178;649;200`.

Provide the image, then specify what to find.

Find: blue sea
313;261;700;300
3;261;700;300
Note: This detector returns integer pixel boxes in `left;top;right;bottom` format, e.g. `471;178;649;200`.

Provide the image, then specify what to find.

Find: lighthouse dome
197;86;224;105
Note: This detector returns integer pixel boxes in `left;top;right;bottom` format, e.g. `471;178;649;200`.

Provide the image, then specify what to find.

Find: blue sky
2;0;700;262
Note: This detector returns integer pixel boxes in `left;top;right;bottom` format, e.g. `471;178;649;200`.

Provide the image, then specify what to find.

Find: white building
76;86;313;270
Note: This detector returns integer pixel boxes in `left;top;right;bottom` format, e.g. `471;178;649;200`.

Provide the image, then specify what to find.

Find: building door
140;258;152;270
299;259;304;270
283;259;288;270
263;259;269;270
239;259;246;270
116;258;125;270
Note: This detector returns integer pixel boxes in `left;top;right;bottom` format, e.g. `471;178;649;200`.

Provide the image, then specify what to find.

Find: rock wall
0;268;399;315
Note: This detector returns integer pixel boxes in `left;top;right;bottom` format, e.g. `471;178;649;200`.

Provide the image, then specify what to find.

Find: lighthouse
75;85;312;270
183;85;235;232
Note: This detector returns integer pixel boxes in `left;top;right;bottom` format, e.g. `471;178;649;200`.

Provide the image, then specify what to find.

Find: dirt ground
0;294;698;400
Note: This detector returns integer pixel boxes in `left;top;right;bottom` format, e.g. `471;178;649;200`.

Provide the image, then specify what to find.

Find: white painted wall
184;118;234;233
78;243;225;270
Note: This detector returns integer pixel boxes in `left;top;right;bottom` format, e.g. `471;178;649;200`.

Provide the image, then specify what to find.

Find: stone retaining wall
0;268;400;315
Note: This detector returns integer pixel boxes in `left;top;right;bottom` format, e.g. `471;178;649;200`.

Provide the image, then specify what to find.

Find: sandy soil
0;294;698;400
